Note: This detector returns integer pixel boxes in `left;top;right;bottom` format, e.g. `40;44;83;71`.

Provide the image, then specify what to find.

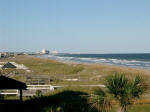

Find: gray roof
2;62;16;69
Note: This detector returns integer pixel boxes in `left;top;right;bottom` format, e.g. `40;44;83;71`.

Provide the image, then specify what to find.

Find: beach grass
1;55;150;106
0;57;150;112
1;55;150;85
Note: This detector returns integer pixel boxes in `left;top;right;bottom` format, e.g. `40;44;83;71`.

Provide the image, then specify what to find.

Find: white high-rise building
42;49;50;54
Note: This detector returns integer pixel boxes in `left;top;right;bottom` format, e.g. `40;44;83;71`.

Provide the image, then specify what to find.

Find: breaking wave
37;54;150;70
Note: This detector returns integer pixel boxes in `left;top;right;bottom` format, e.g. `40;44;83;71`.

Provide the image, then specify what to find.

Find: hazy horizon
0;0;150;53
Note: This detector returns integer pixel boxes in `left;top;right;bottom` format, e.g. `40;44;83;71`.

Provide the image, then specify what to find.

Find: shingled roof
2;62;17;69
0;76;27;90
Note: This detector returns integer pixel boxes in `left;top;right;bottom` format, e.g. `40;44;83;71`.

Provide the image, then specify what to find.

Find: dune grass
110;104;150;112
1;55;150;111
1;55;150;86
2;55;84;75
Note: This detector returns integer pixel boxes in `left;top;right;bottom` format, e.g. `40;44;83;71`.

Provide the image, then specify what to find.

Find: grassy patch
110;104;150;112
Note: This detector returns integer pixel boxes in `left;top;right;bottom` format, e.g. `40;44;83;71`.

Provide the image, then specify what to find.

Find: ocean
37;53;150;70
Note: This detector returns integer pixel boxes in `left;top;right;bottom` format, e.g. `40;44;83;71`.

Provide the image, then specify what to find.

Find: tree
106;73;147;112
89;88;111;112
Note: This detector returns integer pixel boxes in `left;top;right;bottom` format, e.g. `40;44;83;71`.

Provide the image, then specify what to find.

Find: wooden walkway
0;84;105;96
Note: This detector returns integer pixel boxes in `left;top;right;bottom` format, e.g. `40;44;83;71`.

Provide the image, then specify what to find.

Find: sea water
37;53;150;70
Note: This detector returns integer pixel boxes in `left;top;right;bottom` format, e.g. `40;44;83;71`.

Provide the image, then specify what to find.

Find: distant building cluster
0;52;16;59
0;49;58;57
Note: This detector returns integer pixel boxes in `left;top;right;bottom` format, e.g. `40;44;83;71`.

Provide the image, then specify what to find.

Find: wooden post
20;89;22;102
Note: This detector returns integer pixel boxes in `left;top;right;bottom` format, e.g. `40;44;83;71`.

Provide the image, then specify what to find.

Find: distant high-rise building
42;49;50;54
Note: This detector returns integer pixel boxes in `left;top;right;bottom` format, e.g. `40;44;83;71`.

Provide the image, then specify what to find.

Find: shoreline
34;55;150;73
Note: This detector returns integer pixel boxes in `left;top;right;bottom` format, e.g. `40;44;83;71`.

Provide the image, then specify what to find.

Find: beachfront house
0;52;17;59
0;53;8;58
2;62;17;69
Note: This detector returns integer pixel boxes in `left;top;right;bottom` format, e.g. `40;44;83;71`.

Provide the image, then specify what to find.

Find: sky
0;0;150;53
